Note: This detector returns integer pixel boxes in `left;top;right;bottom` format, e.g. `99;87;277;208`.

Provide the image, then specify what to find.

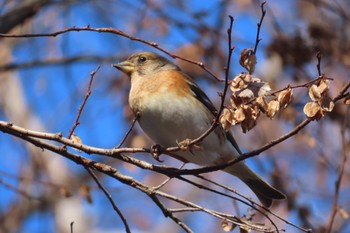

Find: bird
113;51;286;207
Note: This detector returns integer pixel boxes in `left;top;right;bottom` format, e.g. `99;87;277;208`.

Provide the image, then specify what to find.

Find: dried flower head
304;77;334;121
278;87;293;109
239;48;257;74
303;101;323;121
266;100;280;119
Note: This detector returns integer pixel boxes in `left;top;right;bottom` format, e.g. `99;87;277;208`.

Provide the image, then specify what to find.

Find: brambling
113;52;285;207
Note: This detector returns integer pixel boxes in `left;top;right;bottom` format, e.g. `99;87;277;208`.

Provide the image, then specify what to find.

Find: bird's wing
185;76;218;116
184;73;242;155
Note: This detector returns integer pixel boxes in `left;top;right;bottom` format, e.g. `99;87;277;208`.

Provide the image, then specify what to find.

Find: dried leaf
309;79;330;101
232;107;246;124
220;108;233;131
249;77;271;97
317;78;330;95
71;134;83;152
241;105;259;133
239;48;257;74
253;79;271;97
240;227;250;233
231;73;251;92
71;134;82;144
249;105;260;120
236;88;255;99
303;102;323;120
178;138;192;151
320;96;334;112
235;78;271;99
241;122;251;133
343;94;350;105
221;220;236;232
256;96;268;112
266;100;280;118
278;87;293;109
231;74;271;103
309;84;322;101
230;94;244;109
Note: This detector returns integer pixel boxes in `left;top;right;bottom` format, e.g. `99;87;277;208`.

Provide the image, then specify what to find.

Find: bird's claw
151;144;164;162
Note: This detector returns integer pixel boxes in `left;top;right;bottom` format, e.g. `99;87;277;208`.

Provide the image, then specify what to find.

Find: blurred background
0;0;349;232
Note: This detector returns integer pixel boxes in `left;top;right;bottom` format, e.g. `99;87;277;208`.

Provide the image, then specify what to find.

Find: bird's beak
112;61;135;75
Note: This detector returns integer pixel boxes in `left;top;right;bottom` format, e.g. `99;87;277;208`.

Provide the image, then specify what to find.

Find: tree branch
325;107;349;233
67;65;100;139
253;1;266;54
86;168;131;233
0;26;222;81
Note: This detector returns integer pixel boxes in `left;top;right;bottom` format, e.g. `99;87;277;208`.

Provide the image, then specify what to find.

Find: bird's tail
224;163;286;207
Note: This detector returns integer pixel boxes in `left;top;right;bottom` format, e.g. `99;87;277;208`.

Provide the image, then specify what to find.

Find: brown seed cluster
303;77;334;121
220;73;293;133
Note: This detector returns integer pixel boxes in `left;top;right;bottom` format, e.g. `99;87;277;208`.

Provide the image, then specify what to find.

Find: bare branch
86;168;131;233
0;178;38;200
253;1;267;54
67;65;100;139
116;113;139;148
326;108;349;233
3;132;272;232
0;27;222;81
316;52;322;76
70;222;74;233
0;55;115;72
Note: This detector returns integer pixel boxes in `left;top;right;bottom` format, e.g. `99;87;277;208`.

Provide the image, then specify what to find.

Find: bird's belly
132;93;236;166
137;95;211;148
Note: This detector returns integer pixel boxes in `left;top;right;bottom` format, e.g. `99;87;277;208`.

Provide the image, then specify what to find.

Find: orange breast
129;70;193;113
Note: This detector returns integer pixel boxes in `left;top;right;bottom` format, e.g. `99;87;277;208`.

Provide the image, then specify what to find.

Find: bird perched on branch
113;51;285;207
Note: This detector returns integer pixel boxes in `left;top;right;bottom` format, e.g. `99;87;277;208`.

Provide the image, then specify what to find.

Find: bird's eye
138;56;147;63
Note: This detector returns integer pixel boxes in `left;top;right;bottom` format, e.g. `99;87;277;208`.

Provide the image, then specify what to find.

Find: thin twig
197;175;310;232
253;1;266;54
116;113;139;148
67;65;100;139
157;118;312;176
0;178;38;200
178;175;280;232
316;52;322;76
268;75;333;97
148;194;193;233
333;81;350;102
169;207;201;213
0;55;116;72
70;222;74;233
153;163;186;190
0;27;222;81
156;189;269;232
219;15;235;118
0;169;69;190
1;131;278;232
86;167;131;233
325;107;349;233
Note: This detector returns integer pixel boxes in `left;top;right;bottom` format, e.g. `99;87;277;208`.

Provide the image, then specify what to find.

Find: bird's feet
151;144;164;162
